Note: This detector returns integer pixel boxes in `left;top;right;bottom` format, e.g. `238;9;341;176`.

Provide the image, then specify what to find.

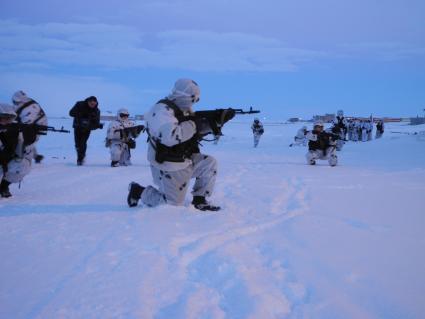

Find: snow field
0;119;424;318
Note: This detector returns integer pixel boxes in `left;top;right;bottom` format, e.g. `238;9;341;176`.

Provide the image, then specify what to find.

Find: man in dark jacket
69;96;103;165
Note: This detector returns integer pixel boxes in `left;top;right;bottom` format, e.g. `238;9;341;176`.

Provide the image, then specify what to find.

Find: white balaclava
12;90;31;106
0;103;17;120
167;79;200;111
117;108;130;121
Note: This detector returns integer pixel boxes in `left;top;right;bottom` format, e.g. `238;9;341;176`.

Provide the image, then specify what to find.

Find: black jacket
69;100;101;130
308;131;337;151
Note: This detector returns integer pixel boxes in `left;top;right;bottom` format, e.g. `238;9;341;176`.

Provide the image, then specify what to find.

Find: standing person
333;110;348;140
352;120;359;141
69;96;103;165
305;121;338;167
251;118;264;147
376;120;385;138
0;103;35;197
11;90;47;164
347;120;353;141
366;120;373;141
106;108;136;167
127;78;234;211
330;124;345;151
361;121;368;142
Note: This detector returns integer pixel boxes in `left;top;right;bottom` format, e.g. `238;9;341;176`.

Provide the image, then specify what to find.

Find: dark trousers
74;128;91;161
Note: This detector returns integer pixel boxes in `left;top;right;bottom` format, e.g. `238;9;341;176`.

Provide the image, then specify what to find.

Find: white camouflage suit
141;79;217;207
0;103;29;186
305;130;338;166
6;91;48;182
251;119;264;147
106;109;135;166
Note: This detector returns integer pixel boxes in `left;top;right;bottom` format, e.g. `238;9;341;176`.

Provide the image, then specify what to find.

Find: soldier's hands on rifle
192;117;214;136
219;108;236;124
22;125;39;145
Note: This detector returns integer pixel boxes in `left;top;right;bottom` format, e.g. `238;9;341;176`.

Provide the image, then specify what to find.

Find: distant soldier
375;120;384;139
251;118;264;147
366;120;373;141
332;110;348;139
329;124;345;151
305;121;338;166
351;120;360;142
105;108;136;167
361;121;368;142
289;126;307;147
11;90;47;164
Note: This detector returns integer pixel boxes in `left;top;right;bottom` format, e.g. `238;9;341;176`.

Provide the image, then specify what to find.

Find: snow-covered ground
1;119;424;319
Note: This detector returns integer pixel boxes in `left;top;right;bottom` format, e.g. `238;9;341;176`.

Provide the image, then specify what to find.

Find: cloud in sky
0;1;424;118
1;19;424;74
2;0;425;47
0;20;328;72
0;71;165;117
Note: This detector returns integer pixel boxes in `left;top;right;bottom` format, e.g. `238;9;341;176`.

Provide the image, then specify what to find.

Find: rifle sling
16;99;46;125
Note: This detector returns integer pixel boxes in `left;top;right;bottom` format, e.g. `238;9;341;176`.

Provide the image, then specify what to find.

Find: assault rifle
0;123;70;146
0;123;70;134
194;107;260;137
114;124;145;139
390;131;420;135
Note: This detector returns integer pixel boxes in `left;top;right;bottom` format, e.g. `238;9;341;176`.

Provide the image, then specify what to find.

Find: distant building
312;113;335;123
287;117;301;123
410;116;425;125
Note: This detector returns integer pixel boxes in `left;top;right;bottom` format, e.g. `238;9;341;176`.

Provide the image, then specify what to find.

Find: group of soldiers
0;80;235;211
346;119;385;141
0;82;387;211
290;110;386;167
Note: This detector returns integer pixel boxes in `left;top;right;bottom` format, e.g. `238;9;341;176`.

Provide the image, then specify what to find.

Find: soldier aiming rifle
127;78;260;211
106;108;145;167
0;103;69;198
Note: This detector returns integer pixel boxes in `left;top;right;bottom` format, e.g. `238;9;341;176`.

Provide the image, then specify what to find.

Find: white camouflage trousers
292;137;307;146
141;153;217;207
110;141;131;165
3;145;34;183
306;146;338;166
253;133;262;147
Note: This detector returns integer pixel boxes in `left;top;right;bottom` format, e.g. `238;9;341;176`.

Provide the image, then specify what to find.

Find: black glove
22;125;38;145
220;108;236;124
193;117;214;136
127;138;136;149
98;123;104;129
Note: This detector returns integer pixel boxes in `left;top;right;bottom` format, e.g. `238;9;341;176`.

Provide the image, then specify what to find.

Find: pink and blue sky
0;0;424;118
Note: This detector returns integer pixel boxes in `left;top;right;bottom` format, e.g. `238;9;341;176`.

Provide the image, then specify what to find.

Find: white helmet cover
0;103;17;119
170;79;200;103
12;90;30;105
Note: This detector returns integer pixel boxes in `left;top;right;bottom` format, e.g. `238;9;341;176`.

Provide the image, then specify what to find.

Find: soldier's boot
127;182;145;207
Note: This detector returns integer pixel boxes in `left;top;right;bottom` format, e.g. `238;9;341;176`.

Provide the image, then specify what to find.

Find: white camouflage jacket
144;101;197;171
106;118;136;142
